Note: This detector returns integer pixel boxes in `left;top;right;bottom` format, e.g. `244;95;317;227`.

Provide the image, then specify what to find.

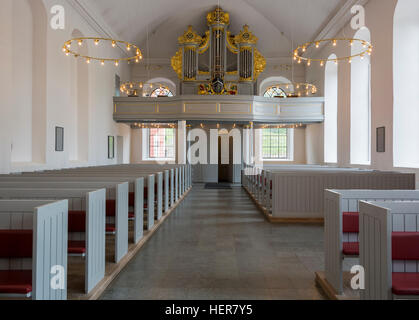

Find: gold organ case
171;7;266;96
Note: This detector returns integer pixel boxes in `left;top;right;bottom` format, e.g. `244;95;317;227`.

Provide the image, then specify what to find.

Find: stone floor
101;185;328;300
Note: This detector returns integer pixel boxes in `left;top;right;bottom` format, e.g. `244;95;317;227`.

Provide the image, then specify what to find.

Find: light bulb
127;44;131;51
101;60;105;66
94;39;99;45
320;61;324;67
65;51;70;56
78;40;83;46
348;58;352;64
298;59;301;64
334;59;338;65
66;43;71;48
86;58;90;64
333;40;337;46
135;58;139;63
293;56;297;61
315;42;320;48
112;41;116;48
350;40;353;46
307;60;311;66
302;46;306;52
115;60;119;66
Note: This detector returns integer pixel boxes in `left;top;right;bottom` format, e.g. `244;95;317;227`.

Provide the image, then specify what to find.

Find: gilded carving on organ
171;7;265;95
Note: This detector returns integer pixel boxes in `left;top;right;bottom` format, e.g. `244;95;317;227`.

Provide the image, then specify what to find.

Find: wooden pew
0;188;106;294
322;189;419;297
263;170;414;221
0;200;68;300
360;201;419;300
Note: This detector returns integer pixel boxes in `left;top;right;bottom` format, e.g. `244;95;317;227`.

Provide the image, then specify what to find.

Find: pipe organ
171;7;266;96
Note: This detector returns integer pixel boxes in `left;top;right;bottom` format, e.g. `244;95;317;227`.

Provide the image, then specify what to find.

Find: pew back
324;189;419;295
359;201;419;300
0;200;68;300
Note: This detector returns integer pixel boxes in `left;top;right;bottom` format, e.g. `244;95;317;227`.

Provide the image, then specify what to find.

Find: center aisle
101;185;327;300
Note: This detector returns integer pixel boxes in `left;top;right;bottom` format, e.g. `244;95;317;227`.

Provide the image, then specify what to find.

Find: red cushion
129;212;135;219
106;200;116;217
392;232;419;260
68;211;86;233
0;230;32;258
129;192;135;207
342;242;359;256
0;270;32;295
392;273;419;295
343;212;359;233
68;241;86;255
106;224;116;233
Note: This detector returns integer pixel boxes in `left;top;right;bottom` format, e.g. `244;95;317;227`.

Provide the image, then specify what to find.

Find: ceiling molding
313;0;370;41
66;0;129;56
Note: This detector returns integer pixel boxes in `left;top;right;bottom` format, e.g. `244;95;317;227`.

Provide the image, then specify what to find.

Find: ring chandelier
275;82;318;97
62;37;143;66
293;38;373;66
120;81;144;95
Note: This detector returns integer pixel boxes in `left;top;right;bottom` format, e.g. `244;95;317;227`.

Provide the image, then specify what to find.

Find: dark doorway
218;136;233;183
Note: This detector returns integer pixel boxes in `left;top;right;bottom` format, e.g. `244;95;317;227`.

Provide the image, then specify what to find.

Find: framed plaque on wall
55;127;64;152
108;136;115;159
376;127;385;153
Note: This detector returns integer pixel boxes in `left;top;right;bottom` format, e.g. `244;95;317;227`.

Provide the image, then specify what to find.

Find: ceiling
79;0;347;60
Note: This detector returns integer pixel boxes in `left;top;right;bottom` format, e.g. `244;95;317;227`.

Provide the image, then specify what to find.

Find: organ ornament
171;7;266;95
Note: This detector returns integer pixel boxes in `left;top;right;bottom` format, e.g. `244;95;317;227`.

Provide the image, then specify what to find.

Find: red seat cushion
0;230;32;258
68;241;86;255
392;232;419;260
106;224;116;233
106;200;116;217
68;211;86;232
342;242;359;256
129;212;135;219
343;212;359;233
392;273;419;296
0;270;32;295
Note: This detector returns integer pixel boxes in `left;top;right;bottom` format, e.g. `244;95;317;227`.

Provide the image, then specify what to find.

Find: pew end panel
0;200;68;300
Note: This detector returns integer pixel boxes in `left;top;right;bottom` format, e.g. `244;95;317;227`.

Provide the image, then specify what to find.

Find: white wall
306;0;400;172
0;0;131;173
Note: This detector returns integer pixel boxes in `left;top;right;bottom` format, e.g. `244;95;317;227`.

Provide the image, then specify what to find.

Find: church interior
0;0;419;302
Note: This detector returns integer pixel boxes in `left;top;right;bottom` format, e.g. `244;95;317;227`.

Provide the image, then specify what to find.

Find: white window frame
142;128;176;161
259;128;294;162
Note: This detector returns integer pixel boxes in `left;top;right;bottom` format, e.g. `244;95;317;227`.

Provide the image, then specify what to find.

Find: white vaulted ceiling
74;0;348;59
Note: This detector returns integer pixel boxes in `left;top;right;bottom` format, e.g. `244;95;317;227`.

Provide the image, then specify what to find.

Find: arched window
393;0;419;167
263;86;287;98
324;54;338;163
350;27;371;165
150;86;174;98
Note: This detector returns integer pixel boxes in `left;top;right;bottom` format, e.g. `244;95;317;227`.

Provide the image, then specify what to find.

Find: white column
0;1;13;173
177;121;187;164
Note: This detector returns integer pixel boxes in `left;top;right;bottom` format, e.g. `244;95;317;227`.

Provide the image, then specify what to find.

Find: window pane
148;128;176;159
262;128;289;160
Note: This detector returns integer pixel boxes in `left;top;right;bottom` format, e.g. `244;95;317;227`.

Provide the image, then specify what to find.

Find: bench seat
342;242;359;256
68;240;86;256
0;270;32;295
392;273;419;296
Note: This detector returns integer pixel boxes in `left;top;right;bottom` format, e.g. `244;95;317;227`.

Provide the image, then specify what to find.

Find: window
263;86;287;98
393;0;419;167
150;86;174;98
147;128;175;159
324;54;338;163
261;128;293;160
